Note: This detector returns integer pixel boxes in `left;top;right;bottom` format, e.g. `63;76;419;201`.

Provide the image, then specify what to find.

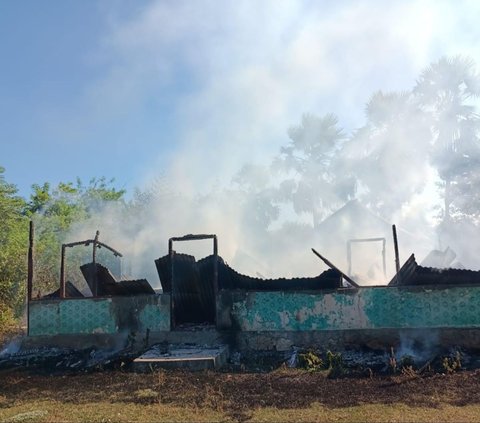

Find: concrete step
132;343;230;371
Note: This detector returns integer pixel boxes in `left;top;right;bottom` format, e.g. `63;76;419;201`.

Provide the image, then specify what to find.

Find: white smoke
56;1;480;287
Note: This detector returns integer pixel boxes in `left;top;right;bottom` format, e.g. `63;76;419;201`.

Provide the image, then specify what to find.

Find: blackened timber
27;220;34;336
27;220;34;302
392;224;400;275
60;244;66;298
311;248;360;288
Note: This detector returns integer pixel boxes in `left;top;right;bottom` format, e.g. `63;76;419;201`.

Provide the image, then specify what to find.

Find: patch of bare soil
2;368;480;421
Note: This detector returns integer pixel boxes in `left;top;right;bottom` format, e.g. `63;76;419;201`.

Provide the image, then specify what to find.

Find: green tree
0;167;28;324
273;113;355;228
27;177;126;296
232;164;280;229
414;55;480;224
345;90;431;217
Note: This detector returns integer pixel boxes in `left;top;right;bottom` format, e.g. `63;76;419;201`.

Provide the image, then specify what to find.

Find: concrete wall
217;285;480;331
29;294;170;336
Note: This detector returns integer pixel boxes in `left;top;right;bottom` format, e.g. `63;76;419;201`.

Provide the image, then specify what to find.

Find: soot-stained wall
29;294;170;336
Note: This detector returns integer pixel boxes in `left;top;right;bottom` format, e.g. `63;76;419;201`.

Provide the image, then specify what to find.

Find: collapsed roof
389;254;480;287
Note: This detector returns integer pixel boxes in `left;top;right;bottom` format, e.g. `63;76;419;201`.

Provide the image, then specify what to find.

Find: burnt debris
389;254;480;287
155;252;343;325
42;281;84;299
80;262;155;297
40;231;155;299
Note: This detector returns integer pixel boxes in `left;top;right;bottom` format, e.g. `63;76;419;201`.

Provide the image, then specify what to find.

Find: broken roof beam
311;248;360;288
62;239;123;257
169;234;217;242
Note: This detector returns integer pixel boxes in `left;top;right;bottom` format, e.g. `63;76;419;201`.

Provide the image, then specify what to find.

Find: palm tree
345;90;430;218
273;113;354;228
414;56;480;223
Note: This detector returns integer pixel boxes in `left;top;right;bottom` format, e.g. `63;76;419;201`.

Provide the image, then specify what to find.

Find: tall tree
0;167;28;323
414;56;480;223
345;90;431;218
273;113;355;228
26;178;126;295
232;163;280;229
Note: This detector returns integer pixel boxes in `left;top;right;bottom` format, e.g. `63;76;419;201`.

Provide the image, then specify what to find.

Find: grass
0;400;225;422
2;367;480;422
2;399;480;422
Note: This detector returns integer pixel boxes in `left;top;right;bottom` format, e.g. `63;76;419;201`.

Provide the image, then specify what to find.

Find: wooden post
60;244;66;298
92;231;100;297
311;248;360;288
169;238;175;329
27;220;34;336
213;235;218;298
27;220;34;302
392;224;400;274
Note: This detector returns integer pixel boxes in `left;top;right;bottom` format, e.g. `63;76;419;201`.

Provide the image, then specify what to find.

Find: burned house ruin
15;222;480;370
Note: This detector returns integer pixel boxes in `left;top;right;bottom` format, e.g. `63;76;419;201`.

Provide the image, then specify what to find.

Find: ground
2;368;480;422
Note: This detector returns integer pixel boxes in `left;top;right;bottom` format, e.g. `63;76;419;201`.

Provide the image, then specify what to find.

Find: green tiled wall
227;286;480;331
29;294;170;336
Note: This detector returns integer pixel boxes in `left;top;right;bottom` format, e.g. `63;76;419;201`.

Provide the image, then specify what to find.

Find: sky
1;0;480;199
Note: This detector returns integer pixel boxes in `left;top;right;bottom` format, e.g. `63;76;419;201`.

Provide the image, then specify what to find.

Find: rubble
0;344;140;374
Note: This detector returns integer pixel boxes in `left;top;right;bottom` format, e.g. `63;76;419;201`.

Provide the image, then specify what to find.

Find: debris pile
0;345;139;374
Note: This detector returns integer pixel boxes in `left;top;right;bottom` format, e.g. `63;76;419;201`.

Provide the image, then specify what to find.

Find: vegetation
0;171;126;326
0;167;28;326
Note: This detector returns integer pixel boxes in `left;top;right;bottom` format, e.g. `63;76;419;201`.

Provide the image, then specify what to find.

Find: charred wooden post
60;244;66;298
311;248;360;288
27;220;34;336
392;224;400;274
92;230;100;297
213;235;218;299
27;220;34;302
168;237;175;329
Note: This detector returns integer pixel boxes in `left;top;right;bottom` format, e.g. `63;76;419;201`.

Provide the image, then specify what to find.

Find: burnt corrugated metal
80;262;155;296
43;281;84;299
388;254;417;286
157;253;342;292
208;255;341;290
155;253;342;325
389;254;480;286
155;253;213;324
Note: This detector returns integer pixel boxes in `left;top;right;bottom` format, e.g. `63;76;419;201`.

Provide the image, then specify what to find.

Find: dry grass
2;399;480;423
2;367;480;422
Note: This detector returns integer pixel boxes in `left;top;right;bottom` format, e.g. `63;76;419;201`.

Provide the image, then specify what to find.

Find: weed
298;351;324;372
326;350;345;378
442;351;462;374
134;388;158;403
401;365;418;378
